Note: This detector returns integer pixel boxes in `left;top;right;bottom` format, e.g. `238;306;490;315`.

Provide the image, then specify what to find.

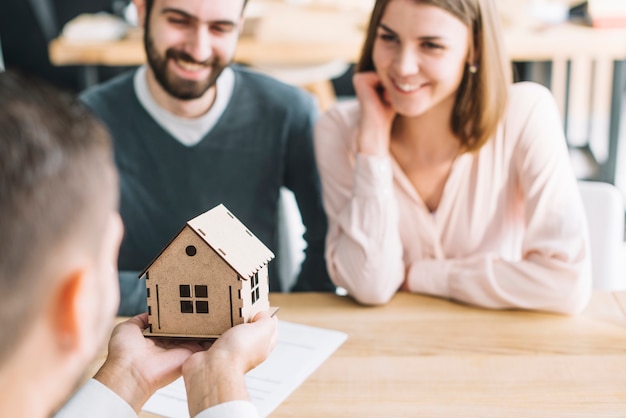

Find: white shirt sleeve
56;379;259;418
194;400;260;418
314;103;405;306
54;379;136;418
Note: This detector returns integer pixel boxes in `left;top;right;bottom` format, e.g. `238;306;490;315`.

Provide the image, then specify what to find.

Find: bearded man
81;0;334;316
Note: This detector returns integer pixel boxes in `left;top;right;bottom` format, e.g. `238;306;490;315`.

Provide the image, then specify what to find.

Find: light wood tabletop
133;291;626;417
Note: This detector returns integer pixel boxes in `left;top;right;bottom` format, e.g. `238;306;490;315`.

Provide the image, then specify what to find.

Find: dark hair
0;71;117;364
357;0;511;152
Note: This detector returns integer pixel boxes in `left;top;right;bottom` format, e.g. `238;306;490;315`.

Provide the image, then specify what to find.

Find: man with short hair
81;0;334;315
0;70;276;418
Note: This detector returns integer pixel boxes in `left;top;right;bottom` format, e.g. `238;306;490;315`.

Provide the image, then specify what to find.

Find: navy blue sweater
81;66;333;315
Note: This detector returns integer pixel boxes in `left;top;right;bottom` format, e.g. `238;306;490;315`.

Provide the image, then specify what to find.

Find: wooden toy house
139;204;276;338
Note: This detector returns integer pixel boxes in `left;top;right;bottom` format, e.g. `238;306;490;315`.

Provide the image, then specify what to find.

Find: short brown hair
0;71;118;364
357;0;511;152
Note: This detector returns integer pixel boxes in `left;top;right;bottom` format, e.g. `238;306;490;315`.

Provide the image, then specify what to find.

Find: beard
144;30;230;101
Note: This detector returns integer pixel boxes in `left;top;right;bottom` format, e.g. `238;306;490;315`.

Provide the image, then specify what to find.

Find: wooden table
133;291;626;417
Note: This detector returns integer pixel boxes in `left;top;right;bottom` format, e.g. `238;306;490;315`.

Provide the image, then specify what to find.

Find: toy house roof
140;204;275;281
186;204;275;280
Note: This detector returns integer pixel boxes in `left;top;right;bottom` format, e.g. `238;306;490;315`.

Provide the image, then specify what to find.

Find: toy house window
180;300;194;313
195;285;208;298
251;272;260;304
180;284;209;314
180;285;191;297
196;301;209;313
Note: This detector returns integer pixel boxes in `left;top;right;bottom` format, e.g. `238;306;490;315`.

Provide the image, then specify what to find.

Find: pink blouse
314;82;591;314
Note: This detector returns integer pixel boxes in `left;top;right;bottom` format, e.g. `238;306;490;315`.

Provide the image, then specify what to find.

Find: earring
468;64;478;74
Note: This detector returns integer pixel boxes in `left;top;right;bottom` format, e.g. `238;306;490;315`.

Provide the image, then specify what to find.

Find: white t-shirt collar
134;65;235;146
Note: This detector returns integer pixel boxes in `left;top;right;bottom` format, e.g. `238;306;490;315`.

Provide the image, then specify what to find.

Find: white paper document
142;321;348;417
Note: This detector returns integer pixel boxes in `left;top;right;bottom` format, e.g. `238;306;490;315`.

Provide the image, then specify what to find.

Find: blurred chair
578;180;626;290
277;187;307;292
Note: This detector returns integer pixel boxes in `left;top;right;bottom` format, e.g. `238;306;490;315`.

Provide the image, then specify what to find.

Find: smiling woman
314;0;592;314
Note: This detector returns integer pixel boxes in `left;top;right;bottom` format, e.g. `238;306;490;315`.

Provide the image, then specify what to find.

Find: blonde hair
357;0;512;152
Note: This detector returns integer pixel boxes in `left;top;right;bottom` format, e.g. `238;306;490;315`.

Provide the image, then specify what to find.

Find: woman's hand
353;71;396;156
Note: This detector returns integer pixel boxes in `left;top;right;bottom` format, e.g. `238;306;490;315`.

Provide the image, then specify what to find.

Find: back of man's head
0;71;118;365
